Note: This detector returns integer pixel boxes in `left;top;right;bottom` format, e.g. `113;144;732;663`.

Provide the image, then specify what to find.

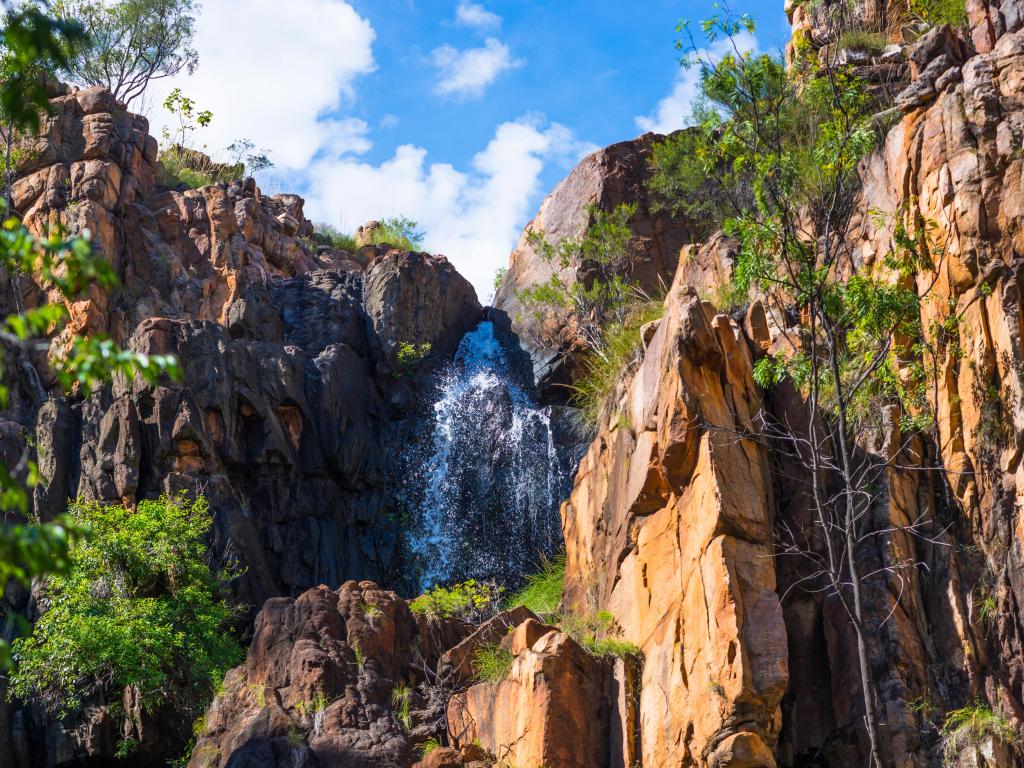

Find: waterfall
408;320;578;591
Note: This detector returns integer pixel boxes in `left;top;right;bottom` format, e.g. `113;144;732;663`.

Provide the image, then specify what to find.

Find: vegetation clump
941;704;1018;763
505;557;640;660
409;579;502;623
9;494;241;723
394;341;432;379
505;554;565;622
312;222;358;252
472;642;515;684
367;216;425;251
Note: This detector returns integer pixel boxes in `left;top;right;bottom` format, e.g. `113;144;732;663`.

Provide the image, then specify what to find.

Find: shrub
509;562;640;661
394;341;432;379
157;146;215;189
911;0;968;27
367;216;424;251
516;204;638;355
409;579;502;623
505;554;564;622
473;643;514;684
9;494;241;720
312;222;358;252
571;296;665;425
941;704;1018;763
420;737;442;757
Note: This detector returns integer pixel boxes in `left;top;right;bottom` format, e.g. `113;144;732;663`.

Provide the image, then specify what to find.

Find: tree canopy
54;0;199;107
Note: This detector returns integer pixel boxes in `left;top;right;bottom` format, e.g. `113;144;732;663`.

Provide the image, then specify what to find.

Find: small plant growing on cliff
312;222;358;252
516;203;638;356
369;216;424;251
409;579;502;623
394;341;432;379
392;684;413;731
941;704;1018;763
473;642;514;684
420;737;442;757
9;494;242;721
506;553;565;621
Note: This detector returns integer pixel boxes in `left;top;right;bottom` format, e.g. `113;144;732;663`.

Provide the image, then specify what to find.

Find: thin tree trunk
830;333;886;768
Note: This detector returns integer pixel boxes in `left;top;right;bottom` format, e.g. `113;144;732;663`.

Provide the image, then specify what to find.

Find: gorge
3;0;1024;766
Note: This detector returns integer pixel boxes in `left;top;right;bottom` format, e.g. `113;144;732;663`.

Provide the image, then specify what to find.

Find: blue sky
147;0;790;299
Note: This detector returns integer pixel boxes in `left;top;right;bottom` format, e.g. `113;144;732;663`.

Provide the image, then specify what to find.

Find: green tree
661;12;934;766
516;203;638;356
9;495;241;723
53;0;198;107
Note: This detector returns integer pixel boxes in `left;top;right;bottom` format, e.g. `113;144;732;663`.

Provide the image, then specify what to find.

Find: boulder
447;627;612;768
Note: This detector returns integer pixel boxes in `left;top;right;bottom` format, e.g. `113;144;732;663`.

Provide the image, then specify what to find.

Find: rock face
0;86;484;768
492;133;699;396
448;622;613;768
561;280;787;767
189;581;465;768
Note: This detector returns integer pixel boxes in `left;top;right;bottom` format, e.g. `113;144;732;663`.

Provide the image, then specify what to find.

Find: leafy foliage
9;495;242;719
516;204;638;355
394;341;432;379
506;559;639;660
910;0;969;27
420;737;442;757
225;138;274;177
473;643;514;684
54;0;199;107
409;579;502;623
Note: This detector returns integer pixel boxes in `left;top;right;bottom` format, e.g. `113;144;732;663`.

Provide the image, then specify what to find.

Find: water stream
407;320;579;591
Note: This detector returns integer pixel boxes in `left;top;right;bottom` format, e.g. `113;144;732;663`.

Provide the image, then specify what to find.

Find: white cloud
146;0;376;170
455;1;502;30
432;38;523;99
634;32;757;135
305;116;595;300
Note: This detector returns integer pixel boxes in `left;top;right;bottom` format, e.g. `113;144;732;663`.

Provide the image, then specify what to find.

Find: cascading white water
408;321;575;591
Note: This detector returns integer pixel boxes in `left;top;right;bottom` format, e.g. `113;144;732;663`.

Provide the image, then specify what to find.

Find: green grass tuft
420;737;442;756
505;554;565;622
473;643;515;684
837;30;888;55
312;223;358;252
571;297;665;426
366;216;424;251
941;703;1018;763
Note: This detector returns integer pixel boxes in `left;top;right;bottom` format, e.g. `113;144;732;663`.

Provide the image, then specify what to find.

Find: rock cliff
9;0;1024;764
0;84;487;767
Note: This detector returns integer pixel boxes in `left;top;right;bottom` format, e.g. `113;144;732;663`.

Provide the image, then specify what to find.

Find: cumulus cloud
455;1;502;30
146;0;376;170
634;31;757;135
305;116;595;300
432;38;524;99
